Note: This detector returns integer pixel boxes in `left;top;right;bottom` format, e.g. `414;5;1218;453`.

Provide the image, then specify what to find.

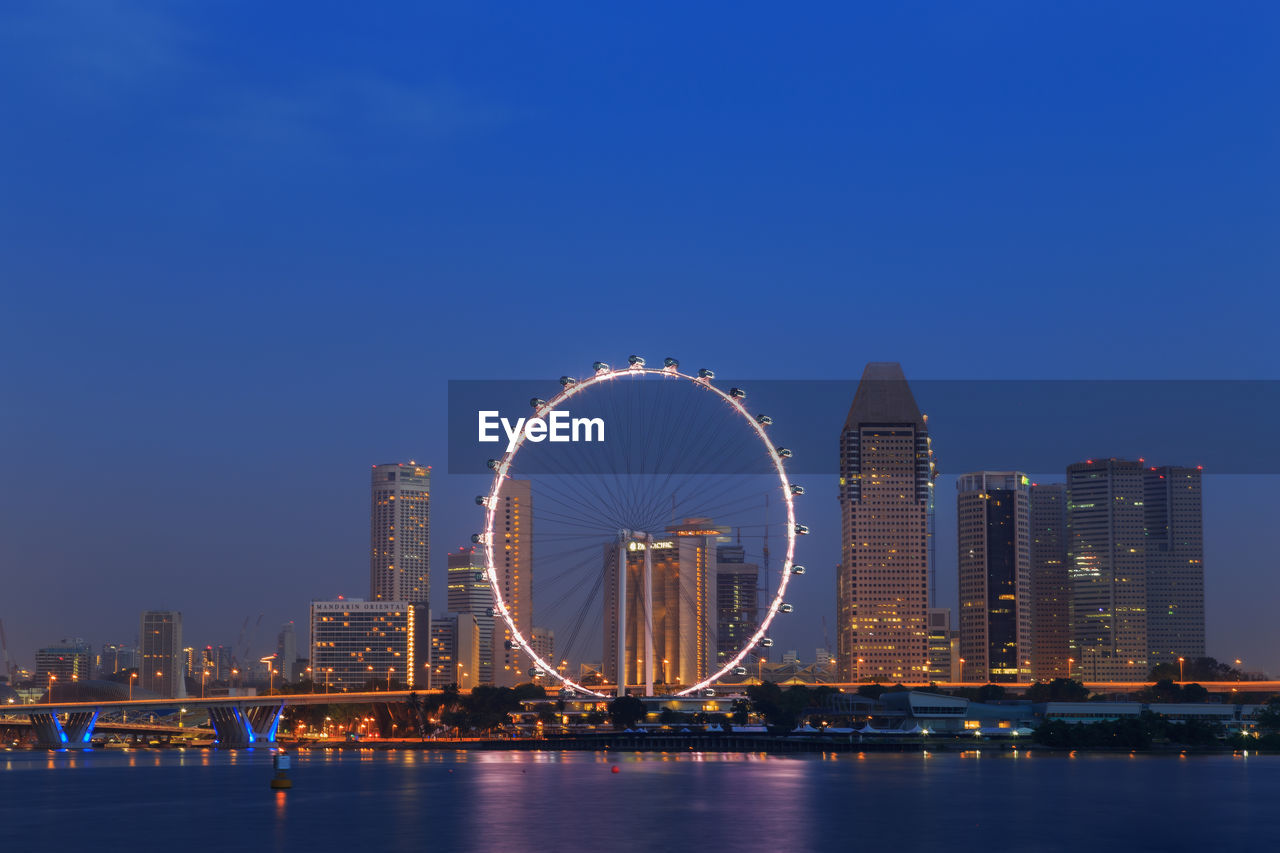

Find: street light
47;673;56;702
857;658;864;683
1068;658;1075;680
201;668;209;698
1178;657;1185;684
958;658;965;683
388;667;394;692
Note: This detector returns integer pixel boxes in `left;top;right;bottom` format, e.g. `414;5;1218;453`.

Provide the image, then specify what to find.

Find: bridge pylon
30;709;100;749
208;703;284;747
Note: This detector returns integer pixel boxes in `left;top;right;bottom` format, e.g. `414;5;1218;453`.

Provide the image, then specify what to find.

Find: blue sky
1;2;1277;673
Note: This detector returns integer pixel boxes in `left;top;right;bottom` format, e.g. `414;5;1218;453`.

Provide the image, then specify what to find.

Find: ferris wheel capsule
663;357;679;369
560;375;577;387
729;387;746;399
702;689;716;697
732;667;748;676
794;524;809;535
475;495;487;506
593;361;611;374
790;484;805;495
486;459;500;471
777;448;792;458
779;604;794;613
790;565;806;575
756;414;773;426
471;533;487;544
761;638;774;647
698;368;715;379
628;355;645;368
530;397;548;409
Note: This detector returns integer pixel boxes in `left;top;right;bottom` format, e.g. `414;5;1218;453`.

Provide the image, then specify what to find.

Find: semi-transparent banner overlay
447;379;1279;475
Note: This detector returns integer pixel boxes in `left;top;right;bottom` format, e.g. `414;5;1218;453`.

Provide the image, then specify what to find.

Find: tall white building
447;546;495;684
370;463;431;608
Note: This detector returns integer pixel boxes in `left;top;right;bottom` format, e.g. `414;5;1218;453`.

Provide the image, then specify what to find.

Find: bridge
2;690;434;749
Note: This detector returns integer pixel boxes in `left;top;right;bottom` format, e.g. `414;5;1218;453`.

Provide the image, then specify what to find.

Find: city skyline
2;3;1276;679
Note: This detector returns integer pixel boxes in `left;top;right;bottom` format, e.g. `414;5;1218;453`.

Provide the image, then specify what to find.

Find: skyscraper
1029;482;1070;681
1144;465;1205;666
276;622;299;682
715;543;760;669
604;519;719;689
370;463;431;607
956;472;1032;683
491;478;532;687
140;610;185;698
837;362;932;683
1067;459;1148;682
447;546;495;684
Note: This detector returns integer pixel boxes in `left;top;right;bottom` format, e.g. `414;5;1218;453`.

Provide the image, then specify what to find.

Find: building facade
926;608;953;682
309;600;416;690
491;478;532;687
1144;466;1205;666
140;610;185;698
604;519;719;689
370;463;431;607
714;543;760;669
956;472;1032;683
837;362;932;683
427;613;481;690
1067;459;1148;682
447;546;495;684
35;640;92;684
96;643;139;678
1029;483;1070;681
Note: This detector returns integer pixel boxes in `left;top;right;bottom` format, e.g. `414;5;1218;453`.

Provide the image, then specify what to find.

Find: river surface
1;748;1275;852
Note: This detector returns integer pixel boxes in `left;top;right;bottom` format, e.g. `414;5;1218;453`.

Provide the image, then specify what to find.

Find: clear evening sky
1;3;1276;673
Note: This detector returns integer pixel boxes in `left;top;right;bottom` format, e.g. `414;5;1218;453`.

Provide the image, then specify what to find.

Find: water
1;748;1275;852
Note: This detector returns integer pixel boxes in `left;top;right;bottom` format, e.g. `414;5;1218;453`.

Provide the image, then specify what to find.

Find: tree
1149;656;1248;682
405;691;425;742
1026;678;1090;702
1254;698;1280;733
975;684;1007;702
730;699;750;726
532;702;559;725
608;695;646;730
746;683;813;732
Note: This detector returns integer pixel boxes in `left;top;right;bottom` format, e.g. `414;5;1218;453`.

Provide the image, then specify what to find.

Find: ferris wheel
475;356;805;698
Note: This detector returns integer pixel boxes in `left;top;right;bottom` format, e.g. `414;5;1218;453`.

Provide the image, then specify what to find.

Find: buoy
270;752;293;789
611;765;619;774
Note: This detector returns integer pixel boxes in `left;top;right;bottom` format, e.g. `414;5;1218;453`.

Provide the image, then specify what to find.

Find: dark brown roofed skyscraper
837;363;932;683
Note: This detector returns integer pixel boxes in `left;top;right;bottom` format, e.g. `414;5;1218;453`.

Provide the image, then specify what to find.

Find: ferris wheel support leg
617;531;628;699
643;533;654;697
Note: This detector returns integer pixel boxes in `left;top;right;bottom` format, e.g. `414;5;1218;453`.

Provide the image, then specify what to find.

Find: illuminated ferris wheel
475;357;805;699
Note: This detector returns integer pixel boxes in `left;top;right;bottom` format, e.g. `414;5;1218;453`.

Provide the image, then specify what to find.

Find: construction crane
0;618;17;681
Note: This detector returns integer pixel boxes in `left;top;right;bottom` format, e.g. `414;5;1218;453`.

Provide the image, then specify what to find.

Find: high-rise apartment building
427;613;480;690
715;543;760;669
1067;459;1148;682
491;479;532;687
370;463;431;607
604;519;719;689
837;362;932;683
956;472;1032;683
1029;483;1070;681
310;600;416;690
140;611;185;698
1144;466;1205;665
447;546;495;684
